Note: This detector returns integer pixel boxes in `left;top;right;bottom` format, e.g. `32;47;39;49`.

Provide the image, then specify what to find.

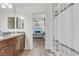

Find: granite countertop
0;33;24;41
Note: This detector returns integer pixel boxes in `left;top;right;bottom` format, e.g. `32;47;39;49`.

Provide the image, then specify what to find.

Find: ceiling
13;3;53;7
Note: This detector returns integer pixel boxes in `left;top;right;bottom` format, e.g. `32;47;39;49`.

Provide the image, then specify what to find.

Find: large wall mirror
8;17;15;29
8;17;24;29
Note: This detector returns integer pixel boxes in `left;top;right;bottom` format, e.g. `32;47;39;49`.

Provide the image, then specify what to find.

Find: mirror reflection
8;17;24;29
8;17;15;29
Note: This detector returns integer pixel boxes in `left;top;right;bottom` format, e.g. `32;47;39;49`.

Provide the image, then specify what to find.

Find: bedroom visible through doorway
32;13;46;48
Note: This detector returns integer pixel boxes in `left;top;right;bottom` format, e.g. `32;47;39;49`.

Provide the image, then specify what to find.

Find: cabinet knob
1;51;4;52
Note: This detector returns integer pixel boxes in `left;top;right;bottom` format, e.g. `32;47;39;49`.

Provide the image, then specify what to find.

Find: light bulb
7;3;13;9
19;17;24;19
0;3;13;9
1;4;6;8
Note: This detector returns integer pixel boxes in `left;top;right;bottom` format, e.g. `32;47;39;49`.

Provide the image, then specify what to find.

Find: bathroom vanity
0;33;25;56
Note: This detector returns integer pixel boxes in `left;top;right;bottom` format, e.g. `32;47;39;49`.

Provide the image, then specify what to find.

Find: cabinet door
15;35;25;55
8;45;15;56
20;35;25;51
20;36;23;51
0;45;15;56
0;47;8;56
15;37;21;55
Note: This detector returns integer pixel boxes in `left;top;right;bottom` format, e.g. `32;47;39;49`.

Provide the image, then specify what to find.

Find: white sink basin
0;37;4;39
9;34;21;36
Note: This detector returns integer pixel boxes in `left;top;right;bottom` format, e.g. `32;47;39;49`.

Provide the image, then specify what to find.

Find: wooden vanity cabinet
0;34;25;56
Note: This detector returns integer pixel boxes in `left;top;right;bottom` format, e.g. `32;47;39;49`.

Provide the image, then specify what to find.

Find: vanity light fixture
19;17;24;20
0;3;6;8
6;3;13;9
0;3;13;9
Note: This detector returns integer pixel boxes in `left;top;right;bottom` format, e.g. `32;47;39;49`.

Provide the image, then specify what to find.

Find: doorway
32;13;46;49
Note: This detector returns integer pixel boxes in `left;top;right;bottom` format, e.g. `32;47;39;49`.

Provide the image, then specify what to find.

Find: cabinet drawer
0;45;15;56
0;46;9;56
